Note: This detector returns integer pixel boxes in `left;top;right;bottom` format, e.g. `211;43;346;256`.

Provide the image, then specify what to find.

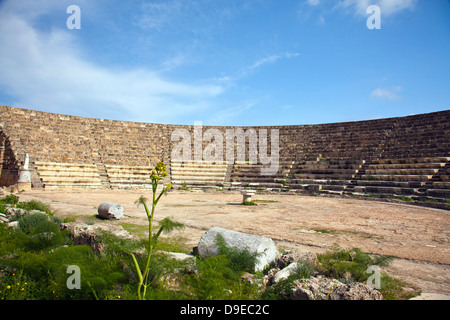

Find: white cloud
206;100;256;125
307;0;321;6
0;5;224;122
370;86;403;101
245;52;300;75
337;0;417;17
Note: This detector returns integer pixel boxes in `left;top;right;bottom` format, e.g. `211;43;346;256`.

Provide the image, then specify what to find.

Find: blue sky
0;0;449;126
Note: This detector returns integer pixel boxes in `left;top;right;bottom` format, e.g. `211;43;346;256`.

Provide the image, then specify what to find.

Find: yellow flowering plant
130;161;181;300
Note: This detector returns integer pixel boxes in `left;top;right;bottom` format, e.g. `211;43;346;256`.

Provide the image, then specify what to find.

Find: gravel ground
16;189;450;296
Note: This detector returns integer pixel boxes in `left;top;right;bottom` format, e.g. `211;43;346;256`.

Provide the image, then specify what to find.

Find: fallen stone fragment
197;227;278;272
97;202;124;220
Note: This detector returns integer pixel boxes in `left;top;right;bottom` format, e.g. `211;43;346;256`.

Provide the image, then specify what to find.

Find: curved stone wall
0;105;449;202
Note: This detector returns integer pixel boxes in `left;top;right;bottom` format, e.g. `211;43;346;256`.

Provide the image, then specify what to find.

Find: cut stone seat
42;176;102;183
232;172;290;178
373;157;450;164
38;171;100;178
432;181;450;188
294;173;355;180
35;166;99;173
171;170;226;176
296;164;362;170
361;174;432;181
356;180;424;188
236;182;283;189
171;174;225;181
35;161;98;169
320;185;347;191
105;168;155;174
365;168;439;175
231;177;282;183
171;160;228;166
109;179;152;184
171;167;228;173
369;163;446;169
426;189;450;197
352;186;420;195
171;180;224;186
43;183;103;190
295;168;359;175
107;173;151;179
290;178;351;185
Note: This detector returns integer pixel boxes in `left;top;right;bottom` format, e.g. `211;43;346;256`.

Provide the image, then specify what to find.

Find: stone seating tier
0;106;449;200
170;160;228;190
34;161;102;189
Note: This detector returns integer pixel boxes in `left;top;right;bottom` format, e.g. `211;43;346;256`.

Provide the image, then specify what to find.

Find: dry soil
17;189;450;296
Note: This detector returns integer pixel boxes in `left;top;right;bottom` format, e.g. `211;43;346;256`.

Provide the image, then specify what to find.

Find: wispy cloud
0;2;224;122
303;0;417;20
136;0;182;31
206;100;257;125
336;0;417;17
370;86;403;101
243;52;300;77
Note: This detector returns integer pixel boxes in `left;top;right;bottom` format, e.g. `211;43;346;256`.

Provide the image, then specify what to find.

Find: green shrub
17;200;54;216
186;254;261;300
295;261;315;279
17;213;67;251
0;194;19;206
261;261;316;300
18;212;50;234
317;244;393;283
0;203;6;214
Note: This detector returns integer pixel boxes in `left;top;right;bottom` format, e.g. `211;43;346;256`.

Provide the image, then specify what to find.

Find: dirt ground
16;188;450;296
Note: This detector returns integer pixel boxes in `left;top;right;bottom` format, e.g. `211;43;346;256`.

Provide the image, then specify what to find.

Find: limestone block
97;202;124;220
197;227;277;271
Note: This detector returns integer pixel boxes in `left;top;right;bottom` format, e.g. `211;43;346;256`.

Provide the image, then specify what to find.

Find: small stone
97;202;124;220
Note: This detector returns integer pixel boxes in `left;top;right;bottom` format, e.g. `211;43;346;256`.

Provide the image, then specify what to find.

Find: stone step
294;173;355;180
426;189;450;197
294;168;359;174
372;157;450;164
35;161;97;169
356;180;425;188
361;174;432;181
171;175;225;181
41;177;103;184
171;180;224;186
365;168;439;175
352;186;421;195
38;172;100;178
369;163;445;169
171;167;229;173
290;179;351;185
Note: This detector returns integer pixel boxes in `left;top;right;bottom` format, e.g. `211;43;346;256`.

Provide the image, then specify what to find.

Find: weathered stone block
97;202;124;220
197;227;277;271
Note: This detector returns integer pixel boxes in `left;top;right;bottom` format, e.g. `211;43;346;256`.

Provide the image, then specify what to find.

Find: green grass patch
253;200;278;203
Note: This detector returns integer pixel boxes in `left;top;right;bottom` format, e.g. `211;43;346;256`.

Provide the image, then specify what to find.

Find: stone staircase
289;158;365;195
421;161;450;200
350;157;449;199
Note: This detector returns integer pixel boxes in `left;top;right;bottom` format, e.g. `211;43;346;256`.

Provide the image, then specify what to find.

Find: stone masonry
0;105;449;202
